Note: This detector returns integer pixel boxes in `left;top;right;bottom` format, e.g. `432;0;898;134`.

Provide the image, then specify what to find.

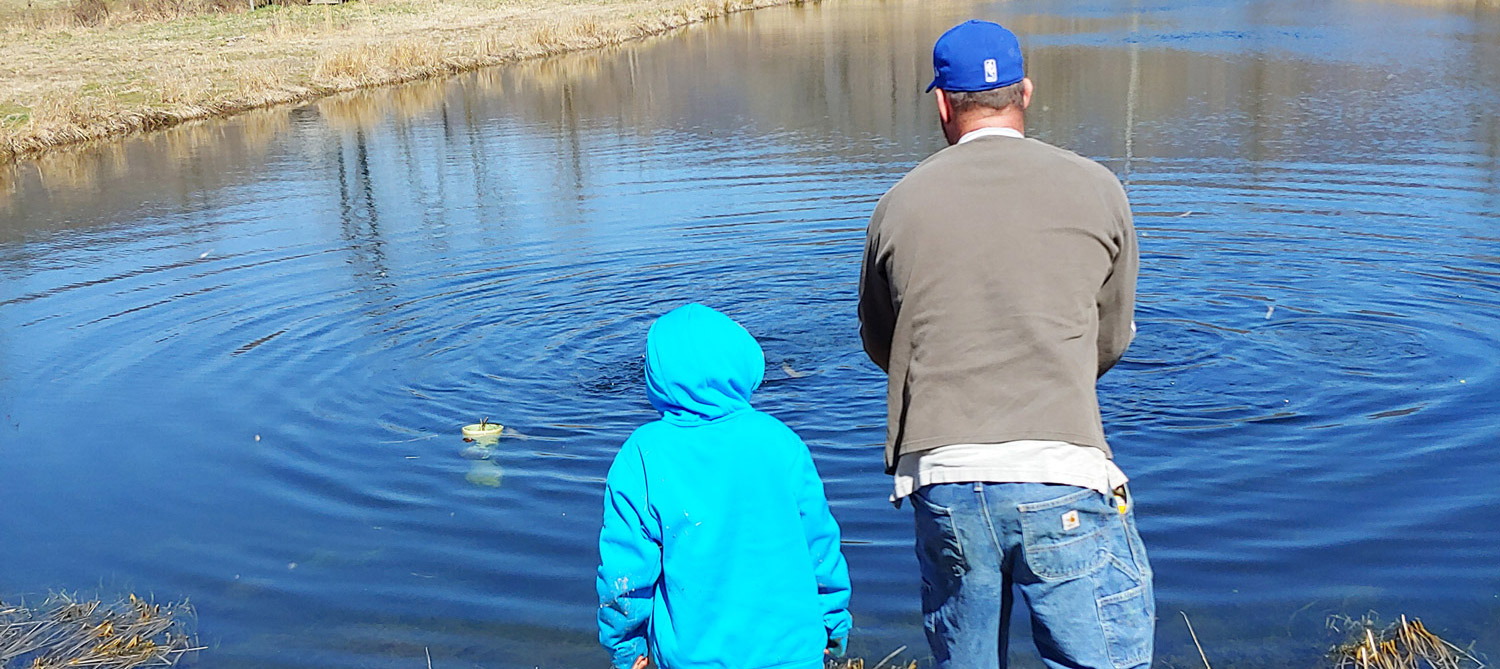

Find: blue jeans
911;482;1155;669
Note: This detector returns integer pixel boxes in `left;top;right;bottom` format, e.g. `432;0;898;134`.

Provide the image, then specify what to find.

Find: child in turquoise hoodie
597;303;852;669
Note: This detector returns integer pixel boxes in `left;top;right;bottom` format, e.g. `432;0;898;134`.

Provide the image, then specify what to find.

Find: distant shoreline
0;0;808;164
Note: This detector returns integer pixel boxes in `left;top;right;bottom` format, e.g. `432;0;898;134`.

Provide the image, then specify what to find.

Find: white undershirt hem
891;440;1128;506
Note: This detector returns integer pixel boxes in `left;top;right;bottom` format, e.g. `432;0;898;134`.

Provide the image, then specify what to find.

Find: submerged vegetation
1171;612;1486;669
828;654;917;669
1329;615;1485;669
0;598;1483;669
0;593;202;668
0;0;806;163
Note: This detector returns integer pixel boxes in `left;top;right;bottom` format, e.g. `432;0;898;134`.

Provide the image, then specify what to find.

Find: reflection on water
3;1;1500;667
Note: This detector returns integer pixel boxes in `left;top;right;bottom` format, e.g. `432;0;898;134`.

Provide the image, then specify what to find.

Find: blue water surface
2;0;1498;667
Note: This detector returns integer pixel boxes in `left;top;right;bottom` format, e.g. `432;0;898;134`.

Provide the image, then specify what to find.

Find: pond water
3;0;1499;666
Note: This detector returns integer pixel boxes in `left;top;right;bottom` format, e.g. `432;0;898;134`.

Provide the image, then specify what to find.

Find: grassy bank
0;0;803;163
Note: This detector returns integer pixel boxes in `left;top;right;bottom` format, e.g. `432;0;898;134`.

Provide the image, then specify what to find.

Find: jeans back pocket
911;487;969;585
1017;487;1107;582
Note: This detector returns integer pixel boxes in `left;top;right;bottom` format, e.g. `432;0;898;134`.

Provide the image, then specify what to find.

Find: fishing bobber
461;420;503;444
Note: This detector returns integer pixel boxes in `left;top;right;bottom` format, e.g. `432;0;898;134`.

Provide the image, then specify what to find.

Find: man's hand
631;655;649;669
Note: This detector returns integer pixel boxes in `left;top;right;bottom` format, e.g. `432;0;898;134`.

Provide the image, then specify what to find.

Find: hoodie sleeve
795;443;853;654
597;440;661;669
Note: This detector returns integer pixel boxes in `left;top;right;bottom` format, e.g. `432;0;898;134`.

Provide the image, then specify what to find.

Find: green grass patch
0;104;32;128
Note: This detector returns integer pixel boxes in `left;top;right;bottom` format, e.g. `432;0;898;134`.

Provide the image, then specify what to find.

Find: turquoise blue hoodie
596;304;852;669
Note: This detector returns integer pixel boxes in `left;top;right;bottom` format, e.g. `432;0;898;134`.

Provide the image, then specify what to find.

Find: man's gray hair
945;81;1025;115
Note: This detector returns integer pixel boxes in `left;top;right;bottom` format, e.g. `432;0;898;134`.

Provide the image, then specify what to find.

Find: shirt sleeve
596;441;661;669
858;200;896;373
1096;179;1138;376
795;441;853;654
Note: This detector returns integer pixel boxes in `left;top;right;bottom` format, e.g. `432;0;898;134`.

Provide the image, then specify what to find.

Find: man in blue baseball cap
859;19;1153;669
925;19;1031;144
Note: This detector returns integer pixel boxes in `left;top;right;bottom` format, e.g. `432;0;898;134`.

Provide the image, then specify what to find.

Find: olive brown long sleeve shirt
859;132;1137;474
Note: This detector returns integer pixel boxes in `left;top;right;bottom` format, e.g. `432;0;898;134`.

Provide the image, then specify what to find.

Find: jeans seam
1015;486;1098;512
1097;582;1146;606
914;486;956;514
1120;510;1155;582
1105;552;1141;584
948;504;968;570
1119;513;1141;571
1089;569;1113;667
974;485;1003;560
1032;526;1105;553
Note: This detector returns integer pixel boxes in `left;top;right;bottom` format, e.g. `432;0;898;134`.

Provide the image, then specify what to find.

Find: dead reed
1176;611;1485;669
1329;615;1485;669
827;645;917;669
0;593;203;668
826;658;918;669
19;0;261;31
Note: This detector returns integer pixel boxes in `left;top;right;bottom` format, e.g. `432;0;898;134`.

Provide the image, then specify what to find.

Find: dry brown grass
1328;615;1485;669
826;659;918;669
827;646;918;669
11;0;255;32
0;593;202;668
0;0;805;163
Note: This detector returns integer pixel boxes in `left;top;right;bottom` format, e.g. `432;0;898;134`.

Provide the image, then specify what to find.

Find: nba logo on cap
927;20;1026;93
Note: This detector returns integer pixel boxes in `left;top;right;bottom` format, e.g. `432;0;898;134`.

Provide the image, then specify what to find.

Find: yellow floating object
461;421;503;439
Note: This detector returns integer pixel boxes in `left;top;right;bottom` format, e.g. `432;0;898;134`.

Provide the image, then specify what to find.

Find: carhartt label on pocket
1062;510;1080;531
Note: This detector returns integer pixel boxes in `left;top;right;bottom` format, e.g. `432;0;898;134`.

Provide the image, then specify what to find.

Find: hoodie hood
645;303;764;426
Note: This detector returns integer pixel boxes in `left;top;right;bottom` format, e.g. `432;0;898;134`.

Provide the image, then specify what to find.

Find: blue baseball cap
926;20;1025;93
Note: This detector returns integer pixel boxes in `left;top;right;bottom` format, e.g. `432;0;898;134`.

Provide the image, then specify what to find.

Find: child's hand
825;635;847;658
631;655;649;669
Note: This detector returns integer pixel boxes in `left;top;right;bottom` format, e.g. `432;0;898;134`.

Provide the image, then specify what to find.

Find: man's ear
935;89;952;124
1020;77;1034;110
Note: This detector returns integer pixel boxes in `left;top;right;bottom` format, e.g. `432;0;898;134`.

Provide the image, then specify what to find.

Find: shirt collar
957;126;1025;144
